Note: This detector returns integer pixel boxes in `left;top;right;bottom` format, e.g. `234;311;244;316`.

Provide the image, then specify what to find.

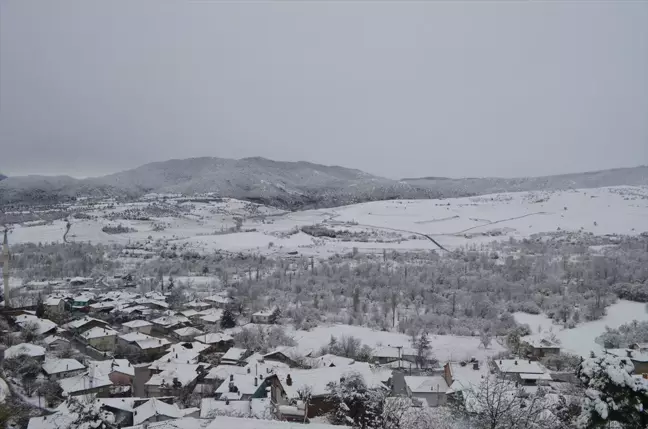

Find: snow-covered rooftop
58;372;112;395
87;359;135;377
119;331;154;343
64;316;107;330
14;314;58;335
5;343;46;359
133;398;183;425
81;326;118;340
42;358;85;375
606;348;648;363
195;333;233;344
174;327;204;337
200;398;251;418
221;347;248;362
122;320;153;328
494;359;547;374
145;363;208;387
43;335;69;346
404;375;450;393
152;315;189;327
136;337;171;350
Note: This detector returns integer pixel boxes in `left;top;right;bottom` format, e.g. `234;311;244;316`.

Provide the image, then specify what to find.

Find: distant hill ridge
402;165;648;196
0;157;646;209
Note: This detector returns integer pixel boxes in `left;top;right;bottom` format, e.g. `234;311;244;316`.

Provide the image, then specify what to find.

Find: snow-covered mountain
0;157;435;209
1;158;646;209
403;165;648;196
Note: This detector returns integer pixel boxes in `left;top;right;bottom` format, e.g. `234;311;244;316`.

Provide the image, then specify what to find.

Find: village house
195;333;234;352
179;309;202;321
132;398;184;425
81;326;119;352
372;346;417;366
144;363;209;397
151;315;190;334
186;301;211;310
58;371;113;397
4;343;47;361
63;316;109;335
42;358;86;380
259;363;390;420
87;359;136;387
173;327;205;342
44;296;67;314
263;347;302;367
149;342;211;372
71;293;97;312
403;375;450;407
89;302;117;313
204;294;232;309
14;314;58;337
605;348;648;374
122;320;154;335
251;310;274;324
220;347;251;366
118;332;171;358
492;359;552;385
43;335;71;351
521;335;561;358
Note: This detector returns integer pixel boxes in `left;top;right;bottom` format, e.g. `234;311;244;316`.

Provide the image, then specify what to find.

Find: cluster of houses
2;284;643;429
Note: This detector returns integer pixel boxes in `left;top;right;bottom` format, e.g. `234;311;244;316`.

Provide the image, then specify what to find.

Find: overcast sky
1;1;647;179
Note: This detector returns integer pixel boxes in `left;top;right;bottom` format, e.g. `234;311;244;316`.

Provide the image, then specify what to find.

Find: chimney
528;359;532;364
230;374;234;381
247;367;251;374
473;362;479;371
514;360;518;365
627;350;633;358
254;378;258;387
286;374;292;386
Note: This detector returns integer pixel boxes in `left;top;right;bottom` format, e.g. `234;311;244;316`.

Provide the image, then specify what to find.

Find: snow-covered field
288;324;505;363
514;299;648;358
8;186;648;256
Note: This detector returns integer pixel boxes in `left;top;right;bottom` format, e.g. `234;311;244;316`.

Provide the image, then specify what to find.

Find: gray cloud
1;1;647;179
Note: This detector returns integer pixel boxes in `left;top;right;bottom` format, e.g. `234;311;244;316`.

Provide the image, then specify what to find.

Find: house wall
632;361;648;375
530;347;560;358
88;335;116;351
109;371;133;386
251;315;271;324
48;368;85;381
47;340;70;351
411;391;447;407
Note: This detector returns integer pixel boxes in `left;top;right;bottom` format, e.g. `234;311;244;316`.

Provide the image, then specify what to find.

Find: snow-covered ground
288;324;505;363
514;299;648;358
7;186;648;256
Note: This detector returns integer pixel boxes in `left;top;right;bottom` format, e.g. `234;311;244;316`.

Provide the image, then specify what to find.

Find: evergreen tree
353;288;360;313
577;353;648;428
269;307;281;324
35;294;45;318
415;331;431;368
221;308;236;329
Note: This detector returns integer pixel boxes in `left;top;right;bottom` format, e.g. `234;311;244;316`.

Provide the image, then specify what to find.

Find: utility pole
2;227;10;308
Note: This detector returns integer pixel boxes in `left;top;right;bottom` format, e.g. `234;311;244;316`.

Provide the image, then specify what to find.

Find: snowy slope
514;300;648;358
8;186;648;256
